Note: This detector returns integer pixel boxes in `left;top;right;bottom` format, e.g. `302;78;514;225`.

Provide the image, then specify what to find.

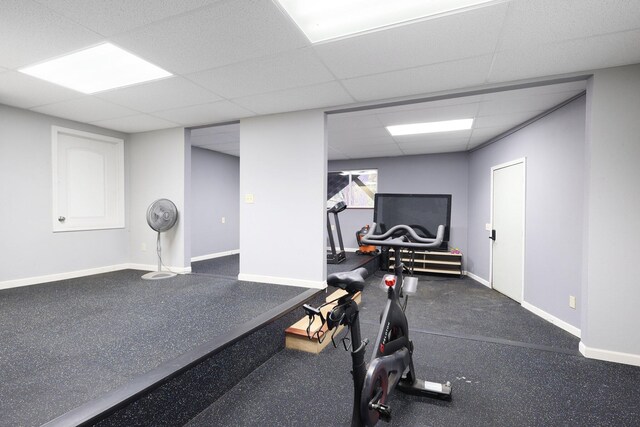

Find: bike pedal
369;403;392;422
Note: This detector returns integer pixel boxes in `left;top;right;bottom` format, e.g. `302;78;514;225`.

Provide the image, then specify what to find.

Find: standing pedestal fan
142;198;179;280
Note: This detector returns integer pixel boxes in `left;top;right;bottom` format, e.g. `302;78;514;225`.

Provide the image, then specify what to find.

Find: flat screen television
373;193;452;249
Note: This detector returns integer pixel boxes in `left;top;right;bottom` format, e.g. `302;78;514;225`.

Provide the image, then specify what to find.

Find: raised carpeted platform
0;267;319;427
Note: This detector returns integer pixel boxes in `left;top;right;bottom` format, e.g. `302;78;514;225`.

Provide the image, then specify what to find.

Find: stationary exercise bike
304;223;451;426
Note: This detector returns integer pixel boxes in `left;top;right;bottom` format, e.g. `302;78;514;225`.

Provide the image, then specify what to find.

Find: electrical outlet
221;217;226;224
141;243;147;251
485;223;492;231
569;295;576;309
245;193;254;204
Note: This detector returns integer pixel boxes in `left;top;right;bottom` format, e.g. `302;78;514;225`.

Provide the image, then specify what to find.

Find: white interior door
491;159;525;303
53;126;124;232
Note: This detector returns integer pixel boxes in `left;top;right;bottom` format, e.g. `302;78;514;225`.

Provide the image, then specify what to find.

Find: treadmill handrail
360;222;445;249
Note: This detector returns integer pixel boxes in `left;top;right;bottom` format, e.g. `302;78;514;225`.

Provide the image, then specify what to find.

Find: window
52;126;125;232
328;169;377;208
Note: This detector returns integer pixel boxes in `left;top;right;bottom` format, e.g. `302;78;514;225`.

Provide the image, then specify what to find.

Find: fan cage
146;198;178;232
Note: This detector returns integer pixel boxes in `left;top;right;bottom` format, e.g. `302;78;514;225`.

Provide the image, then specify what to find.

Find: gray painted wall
128;127;188;270
328;152;469;254
190;146;240;257
582;64;640;359
0;103;129;283
467;96;586;328
239;110;326;287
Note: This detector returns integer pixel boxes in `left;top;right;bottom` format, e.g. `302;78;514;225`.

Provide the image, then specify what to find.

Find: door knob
58;216;66;222
489;229;496;241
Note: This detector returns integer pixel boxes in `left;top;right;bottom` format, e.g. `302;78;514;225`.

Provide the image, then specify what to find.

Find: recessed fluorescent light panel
19;43;172;94
275;0;501;43
387;119;474;136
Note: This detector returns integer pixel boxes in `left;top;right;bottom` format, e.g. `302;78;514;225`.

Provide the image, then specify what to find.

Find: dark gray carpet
191;251;379;277
359;273;578;351
0;269;306;427
188;274;640;426
191;254;240;277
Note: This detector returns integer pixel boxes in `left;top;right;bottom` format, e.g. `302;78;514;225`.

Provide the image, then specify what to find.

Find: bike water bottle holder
403;275;418;295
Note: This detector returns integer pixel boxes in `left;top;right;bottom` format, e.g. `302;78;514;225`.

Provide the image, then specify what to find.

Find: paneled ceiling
1;1;639;157
191;80;587;159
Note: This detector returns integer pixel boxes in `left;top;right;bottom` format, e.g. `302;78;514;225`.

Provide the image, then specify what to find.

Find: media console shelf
388;249;463;277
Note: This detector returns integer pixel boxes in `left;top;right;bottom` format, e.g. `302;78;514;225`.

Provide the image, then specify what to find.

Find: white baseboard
126;264;192;274
238;273;327;289
0;264;131;291
521;300;581;338
466;271;491;288
579;341;640;367
0;264;192;291
191;249;240;262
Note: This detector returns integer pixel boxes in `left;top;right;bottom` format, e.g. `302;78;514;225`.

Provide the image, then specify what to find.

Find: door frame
489;157;526;300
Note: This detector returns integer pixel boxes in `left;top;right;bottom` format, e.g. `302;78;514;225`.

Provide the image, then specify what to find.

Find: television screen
373;193;451;242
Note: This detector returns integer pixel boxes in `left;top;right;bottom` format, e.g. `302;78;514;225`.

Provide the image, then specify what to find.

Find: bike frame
318;223;451;426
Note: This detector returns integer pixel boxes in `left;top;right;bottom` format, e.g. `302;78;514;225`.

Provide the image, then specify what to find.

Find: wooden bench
285;289;361;354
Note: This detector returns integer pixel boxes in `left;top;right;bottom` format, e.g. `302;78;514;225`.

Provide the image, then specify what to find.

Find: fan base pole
142;271;177;280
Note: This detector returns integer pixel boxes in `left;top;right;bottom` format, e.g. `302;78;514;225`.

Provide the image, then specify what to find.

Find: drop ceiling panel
96;77;222;113
32;97;138;123
190;122;239;138
376;103;480;126
187;49;335;99
498;0;640;52
36;0;224;37
90;114;179;133
398;137;471;151
342;55;494;102
313;2;508;79
330;138;397;151
153;101;255;126
326;114;382;132
392;130;473;144
232;81;354;115
0;0;103;69
469;126;509;142
0;70;81;109
328;147;349;161
401;144;468;155
112;0;309;75
382;94;485;111
489;29;640;83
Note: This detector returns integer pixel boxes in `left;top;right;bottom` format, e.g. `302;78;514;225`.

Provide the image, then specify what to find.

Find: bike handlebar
360;223;445;249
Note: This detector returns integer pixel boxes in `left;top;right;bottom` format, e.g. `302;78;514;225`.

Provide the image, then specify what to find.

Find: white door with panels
52;126;125;232
490;159;525;303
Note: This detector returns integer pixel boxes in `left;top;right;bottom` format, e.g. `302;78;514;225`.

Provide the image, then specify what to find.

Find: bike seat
327;267;368;294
